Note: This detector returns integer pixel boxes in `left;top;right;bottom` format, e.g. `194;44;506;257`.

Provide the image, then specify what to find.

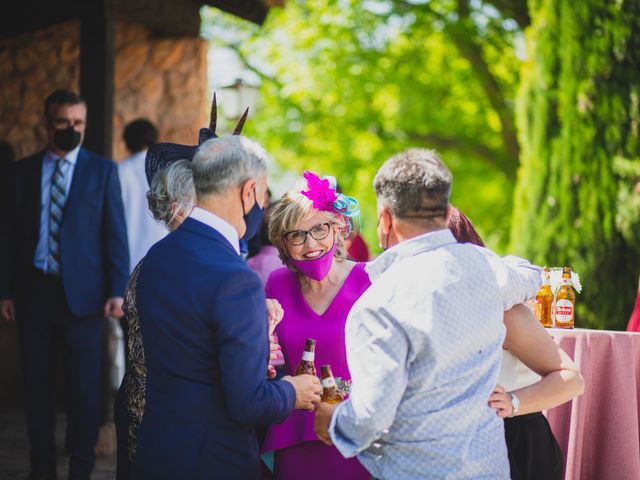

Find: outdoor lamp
218;78;260;119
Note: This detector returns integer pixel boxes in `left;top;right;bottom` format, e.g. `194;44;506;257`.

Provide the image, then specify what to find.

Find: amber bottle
534;267;554;328
295;338;316;376
320;365;343;404
555;266;575;329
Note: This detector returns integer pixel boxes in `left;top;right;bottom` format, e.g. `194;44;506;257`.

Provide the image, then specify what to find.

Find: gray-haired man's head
374;148;452;222
192;135;268;200
192;134;269;240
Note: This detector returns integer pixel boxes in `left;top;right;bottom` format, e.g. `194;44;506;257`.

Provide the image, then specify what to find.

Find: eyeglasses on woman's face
283;222;332;246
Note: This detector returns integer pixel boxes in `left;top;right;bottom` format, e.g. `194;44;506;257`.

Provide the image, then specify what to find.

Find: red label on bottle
555;299;574;322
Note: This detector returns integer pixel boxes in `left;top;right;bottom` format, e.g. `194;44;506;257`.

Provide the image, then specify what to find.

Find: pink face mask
289;242;337;281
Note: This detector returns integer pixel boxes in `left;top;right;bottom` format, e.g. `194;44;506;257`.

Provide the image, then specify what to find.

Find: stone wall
0;18;208;163
113;20;207;161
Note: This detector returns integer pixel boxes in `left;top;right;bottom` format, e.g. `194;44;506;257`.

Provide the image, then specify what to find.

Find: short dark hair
44;89;85;118
123;119;158;153
374;148;452;220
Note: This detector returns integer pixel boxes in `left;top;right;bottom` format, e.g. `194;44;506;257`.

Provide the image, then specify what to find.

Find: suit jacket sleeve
213;267;296;426
102;160;130;297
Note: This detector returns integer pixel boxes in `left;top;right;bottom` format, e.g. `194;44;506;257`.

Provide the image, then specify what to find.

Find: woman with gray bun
115;159;195;480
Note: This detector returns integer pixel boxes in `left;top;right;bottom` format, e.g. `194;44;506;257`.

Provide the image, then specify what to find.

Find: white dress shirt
189;207;240;255
329;229;542;480
118;150;167;273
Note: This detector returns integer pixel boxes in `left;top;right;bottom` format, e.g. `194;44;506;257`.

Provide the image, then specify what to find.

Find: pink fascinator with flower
300;170;360;236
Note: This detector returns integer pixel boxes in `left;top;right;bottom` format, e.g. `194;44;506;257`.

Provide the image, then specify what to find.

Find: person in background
449;206;584;480
0;140;15;165
118;118;166;273
247;201;284;286
0;89;129;480
0;142;15;208
248;187;273;259
333;180;369;262
627;280;640;332
344;231;370;262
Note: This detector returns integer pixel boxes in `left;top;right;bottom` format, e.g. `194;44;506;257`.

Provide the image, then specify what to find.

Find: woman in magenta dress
262;171;371;480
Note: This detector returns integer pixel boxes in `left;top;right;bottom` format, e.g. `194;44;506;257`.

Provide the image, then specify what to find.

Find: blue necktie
48;157;70;274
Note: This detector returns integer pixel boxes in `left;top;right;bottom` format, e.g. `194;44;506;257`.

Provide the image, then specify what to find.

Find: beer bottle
555;266;575;329
320;365;344;404
295;338;316;376
534;267;554;328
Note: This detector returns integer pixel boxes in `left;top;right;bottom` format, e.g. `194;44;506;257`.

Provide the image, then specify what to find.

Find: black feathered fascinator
144;93;249;186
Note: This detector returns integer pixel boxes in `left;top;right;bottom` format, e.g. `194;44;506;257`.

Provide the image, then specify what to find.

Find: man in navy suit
132;135;321;479
0;89;129;480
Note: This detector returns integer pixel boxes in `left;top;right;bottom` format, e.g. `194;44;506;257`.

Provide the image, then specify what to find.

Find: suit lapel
64;148;91;215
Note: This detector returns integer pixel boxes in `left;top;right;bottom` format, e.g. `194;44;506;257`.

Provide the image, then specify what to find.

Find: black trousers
17;270;104;480
504;412;563;480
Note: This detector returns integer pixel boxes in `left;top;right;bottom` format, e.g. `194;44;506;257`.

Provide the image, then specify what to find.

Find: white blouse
498;349;542;392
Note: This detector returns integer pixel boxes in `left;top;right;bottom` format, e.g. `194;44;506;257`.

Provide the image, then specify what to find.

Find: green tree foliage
512;0;640;329
202;0;527;252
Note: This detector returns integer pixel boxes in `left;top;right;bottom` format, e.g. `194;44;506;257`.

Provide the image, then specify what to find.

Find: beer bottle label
561;277;572;286
302;351;315;361
322;377;336;389
555;299;574;322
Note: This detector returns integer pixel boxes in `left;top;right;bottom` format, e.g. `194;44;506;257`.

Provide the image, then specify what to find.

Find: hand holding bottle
282;374;323;410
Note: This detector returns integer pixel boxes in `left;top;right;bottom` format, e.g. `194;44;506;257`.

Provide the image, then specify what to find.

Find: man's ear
241;178;257;207
379;205;392;234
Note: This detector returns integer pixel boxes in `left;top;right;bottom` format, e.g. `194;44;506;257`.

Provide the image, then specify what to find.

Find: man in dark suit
131;134;321;479
0;89;129;480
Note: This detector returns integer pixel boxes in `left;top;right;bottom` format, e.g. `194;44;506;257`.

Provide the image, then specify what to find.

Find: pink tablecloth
544;328;640;480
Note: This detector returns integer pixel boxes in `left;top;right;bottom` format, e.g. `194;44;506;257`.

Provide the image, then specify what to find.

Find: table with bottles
543;327;640;480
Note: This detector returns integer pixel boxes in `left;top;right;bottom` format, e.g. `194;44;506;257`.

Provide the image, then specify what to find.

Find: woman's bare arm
489;304;585;417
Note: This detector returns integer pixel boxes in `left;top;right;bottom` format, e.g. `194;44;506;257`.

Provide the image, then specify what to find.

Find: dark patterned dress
115;262;146;479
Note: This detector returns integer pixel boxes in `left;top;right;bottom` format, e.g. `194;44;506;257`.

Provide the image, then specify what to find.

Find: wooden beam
204;0;270;25
0;1;75;40
79;0;116;159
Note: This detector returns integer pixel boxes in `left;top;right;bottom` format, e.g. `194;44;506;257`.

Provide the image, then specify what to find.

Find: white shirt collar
189;206;240;255
45;144;81;166
366;228;457;281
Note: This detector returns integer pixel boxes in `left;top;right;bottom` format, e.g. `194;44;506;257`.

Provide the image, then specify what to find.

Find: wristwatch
508;392;520;418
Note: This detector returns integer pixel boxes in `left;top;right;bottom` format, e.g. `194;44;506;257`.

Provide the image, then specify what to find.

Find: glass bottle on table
534;267;554;328
320;365;344;404
555;266;575;329
295;338;316;376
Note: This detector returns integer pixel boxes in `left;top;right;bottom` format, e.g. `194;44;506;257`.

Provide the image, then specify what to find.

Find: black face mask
241;188;265;241
52;126;82;152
